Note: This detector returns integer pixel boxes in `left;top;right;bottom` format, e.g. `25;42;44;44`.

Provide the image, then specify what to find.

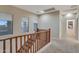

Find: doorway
66;19;78;40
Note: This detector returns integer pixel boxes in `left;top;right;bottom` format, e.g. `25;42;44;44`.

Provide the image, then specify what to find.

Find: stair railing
0;29;50;53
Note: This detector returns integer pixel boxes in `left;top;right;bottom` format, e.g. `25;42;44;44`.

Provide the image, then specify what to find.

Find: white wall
0;6;38;53
60;10;78;40
38;11;59;40
29;15;38;33
78;10;79;40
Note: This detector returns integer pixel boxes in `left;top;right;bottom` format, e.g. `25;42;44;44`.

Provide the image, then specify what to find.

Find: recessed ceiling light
36;10;45;14
39;11;45;13
66;13;73;18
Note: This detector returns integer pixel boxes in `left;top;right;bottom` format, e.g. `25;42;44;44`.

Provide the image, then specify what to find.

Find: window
0;13;13;36
33;23;38;31
21;16;29;33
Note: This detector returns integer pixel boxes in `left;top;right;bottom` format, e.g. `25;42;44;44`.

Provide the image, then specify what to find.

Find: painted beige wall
38;11;59;40
60;10;78;40
0;5;38;38
0;5;38;52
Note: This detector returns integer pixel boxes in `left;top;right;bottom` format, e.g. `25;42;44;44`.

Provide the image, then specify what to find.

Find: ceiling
13;5;78;14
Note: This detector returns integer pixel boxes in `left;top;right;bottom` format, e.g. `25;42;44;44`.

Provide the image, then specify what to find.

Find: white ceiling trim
13;5;78;14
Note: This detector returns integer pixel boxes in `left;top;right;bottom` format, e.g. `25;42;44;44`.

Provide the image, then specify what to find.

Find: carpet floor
39;39;79;53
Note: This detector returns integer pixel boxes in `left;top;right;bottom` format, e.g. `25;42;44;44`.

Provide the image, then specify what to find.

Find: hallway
38;39;79;53
0;5;79;53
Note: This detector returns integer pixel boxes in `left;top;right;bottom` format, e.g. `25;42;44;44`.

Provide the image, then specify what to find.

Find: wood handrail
0;29;51;53
0;30;49;41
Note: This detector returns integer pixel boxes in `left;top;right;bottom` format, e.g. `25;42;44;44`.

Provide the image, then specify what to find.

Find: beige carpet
39;39;79;53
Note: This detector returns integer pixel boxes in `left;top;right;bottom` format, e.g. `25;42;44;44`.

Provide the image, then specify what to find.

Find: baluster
32;34;35;52
32;34;35;53
3;40;6;53
36;33;39;51
30;44;32;53
49;29;50;42
27;35;29;53
24;35;26;46
20;36;22;51
10;38;12;53
24;35;27;52
35;39;37;52
33;34;37;52
15;37;18;53
30;35;33;53
28;35;33;53
37;33;39;51
46;31;47;44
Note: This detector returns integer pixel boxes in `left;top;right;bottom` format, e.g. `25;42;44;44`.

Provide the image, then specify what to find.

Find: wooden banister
0;29;51;53
20;36;22;49
15;37;18;53
3;40;6;53
49;28;51;42
46;31;47;44
24;35;26;46
10;38;12;53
